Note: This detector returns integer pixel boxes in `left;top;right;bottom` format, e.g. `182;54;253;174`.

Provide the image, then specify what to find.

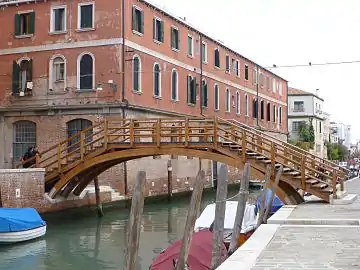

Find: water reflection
0;189;258;270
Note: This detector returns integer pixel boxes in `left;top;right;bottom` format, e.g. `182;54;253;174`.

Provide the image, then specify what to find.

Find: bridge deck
217;178;360;270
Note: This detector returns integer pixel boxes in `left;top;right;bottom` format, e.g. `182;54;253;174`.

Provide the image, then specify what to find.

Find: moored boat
255;189;284;217
0;208;47;244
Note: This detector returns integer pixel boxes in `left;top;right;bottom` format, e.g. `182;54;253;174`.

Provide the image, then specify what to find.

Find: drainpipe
199;34;204;117
256;65;259;128
121;0;128;197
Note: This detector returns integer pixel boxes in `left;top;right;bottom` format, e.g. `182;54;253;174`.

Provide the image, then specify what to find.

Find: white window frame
202;41;208;63
272;78;276;93
236;91;240;115
225;54;230;74
49;54;67;91
244;64;249;81
132;54;142;92
171;68;179;101
214;84;219;111
50;5;67;33
235;60;240;77
225;88;230;112
76;51;95;90
245;94;249;116
187;35;194;57
171;26;180;51
153;16;162;43
77;2;95;30
153;62;161;97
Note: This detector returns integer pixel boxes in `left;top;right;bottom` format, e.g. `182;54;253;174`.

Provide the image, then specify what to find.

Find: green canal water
0;189;259;270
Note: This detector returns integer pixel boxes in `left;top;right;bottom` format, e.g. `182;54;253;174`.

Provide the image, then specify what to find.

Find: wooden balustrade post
129;120;134;147
80;131;85;161
35;154;40;168
332;168;338;199
57;144;62;173
156;119;161;147
271;142;276;169
300;156;306;190
340;170;345;191
184;118;189;147
103;120;108;149
241;130;246;163
257;131;262;153
213;117;218;149
230;126;235;141
283;148;288;165
311;159;316;177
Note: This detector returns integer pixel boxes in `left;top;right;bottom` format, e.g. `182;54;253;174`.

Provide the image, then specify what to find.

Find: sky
150;0;360;142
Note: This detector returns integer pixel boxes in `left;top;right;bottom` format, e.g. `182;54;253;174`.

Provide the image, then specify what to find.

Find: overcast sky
151;0;359;142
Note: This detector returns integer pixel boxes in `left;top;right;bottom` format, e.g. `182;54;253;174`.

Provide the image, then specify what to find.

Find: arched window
253;98;258;118
78;53;94;90
273;105;277;122
260;100;264;120
133;55;141;92
171;69;178;101
13;121;36;162
50;55;66;91
225;88;230;112
236;91;240;115
67;119;93;151
214;84;219;110
266;102;271;121
279;107;282;124
153;63;161;97
201;79;208;107
245;95;249;116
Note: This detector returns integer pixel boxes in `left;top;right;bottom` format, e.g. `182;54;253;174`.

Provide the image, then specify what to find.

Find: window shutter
153;18;156;40
29;12;35;34
14;14;21;36
12;61;20;94
187;75;191;103
177;30;180;50
160;21;164;42
28;59;33;82
140;10;144;33
171;28;174;48
192;77;196;104
132;7;136;31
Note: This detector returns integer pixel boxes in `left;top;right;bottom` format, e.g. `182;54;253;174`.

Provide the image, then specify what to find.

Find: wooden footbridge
22;117;348;204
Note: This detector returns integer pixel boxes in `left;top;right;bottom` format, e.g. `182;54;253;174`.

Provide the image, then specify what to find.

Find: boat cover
194;201;258;234
255;189;284;216
0;208;46;233
150;230;227;270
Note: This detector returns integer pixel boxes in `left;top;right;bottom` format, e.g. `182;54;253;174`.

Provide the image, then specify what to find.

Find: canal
0;189;260;270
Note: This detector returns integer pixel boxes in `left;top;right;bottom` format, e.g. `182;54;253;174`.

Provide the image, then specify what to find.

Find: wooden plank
263;165;283;224
211;164;229;269
175;170;205;270
124;171;147;270
228;162;250;255
256;165;272;228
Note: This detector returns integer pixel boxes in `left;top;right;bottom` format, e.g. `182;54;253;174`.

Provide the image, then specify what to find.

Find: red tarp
150;230;228;270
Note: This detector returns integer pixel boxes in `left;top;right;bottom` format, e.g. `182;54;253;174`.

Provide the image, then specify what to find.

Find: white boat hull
0;225;46;243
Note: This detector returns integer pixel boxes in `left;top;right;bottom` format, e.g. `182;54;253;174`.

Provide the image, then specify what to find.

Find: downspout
121;0;128;197
199;34;204;117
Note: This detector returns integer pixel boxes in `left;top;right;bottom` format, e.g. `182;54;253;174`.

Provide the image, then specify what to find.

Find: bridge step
312;183;328;189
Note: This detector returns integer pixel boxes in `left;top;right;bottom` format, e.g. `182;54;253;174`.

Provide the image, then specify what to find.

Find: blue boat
0;208;47;244
255;189;284;216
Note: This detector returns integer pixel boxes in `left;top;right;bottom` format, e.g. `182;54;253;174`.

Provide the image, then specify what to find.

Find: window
132;6;144;34
294;101;304;112
226;55;230;73
153;63;161;97
188;35;194;57
171;69;178;101
78;53;94;90
214;49;220;68
187;75;196;105
279;82;282;95
292;121;305;132
278;107;282;124
276;81;280;93
273;105;276;122
259;74;264;87
266;103;271;121
319;121;322;133
214;85;219;110
233;59;240;77
133;55;141;92
13;121;36;162
266;76;270;90
253;99;258;118
14;12;35;36
225;88;230;112
244;64;249;80
12;59;33;95
53;57;65;82
260;100;264;120
171;27;180;50
67;119;92;152
153;18;164;42
272;79;276;93
51;6;66;32
236;91;240;115
78;3;94;29
245;95;249;116
201;80;208;107
253;68;258;85
201;42;208;63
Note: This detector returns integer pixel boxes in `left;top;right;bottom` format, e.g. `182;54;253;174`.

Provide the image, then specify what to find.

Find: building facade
0;0;288;195
288;88;325;158
330;122;352;149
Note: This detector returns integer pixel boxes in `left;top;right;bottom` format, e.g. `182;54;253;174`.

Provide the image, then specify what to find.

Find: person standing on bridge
21;146;40;168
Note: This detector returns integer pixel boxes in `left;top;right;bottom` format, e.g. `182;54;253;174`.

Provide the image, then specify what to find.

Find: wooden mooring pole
94;176;104;218
124;171;147;270
263;165;283;224
175;170;205;270
167;160;173;202
256;165;272;228
228;163;250;255
211;164;229;270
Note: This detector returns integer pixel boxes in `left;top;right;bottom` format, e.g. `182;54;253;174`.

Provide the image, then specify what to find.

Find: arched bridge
23;117;348;204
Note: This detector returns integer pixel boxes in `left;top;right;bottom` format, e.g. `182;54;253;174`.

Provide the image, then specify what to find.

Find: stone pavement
217;177;360;270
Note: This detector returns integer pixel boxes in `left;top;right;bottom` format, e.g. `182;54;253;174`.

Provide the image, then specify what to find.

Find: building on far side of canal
0;0;288;198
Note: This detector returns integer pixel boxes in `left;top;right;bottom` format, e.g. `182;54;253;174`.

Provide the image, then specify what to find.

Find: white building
330;122;352;149
288;88;326;158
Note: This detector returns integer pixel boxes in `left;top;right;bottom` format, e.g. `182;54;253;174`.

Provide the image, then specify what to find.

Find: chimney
316;88;320;96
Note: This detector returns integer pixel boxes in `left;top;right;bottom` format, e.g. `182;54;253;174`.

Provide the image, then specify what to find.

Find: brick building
0;0;288;195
